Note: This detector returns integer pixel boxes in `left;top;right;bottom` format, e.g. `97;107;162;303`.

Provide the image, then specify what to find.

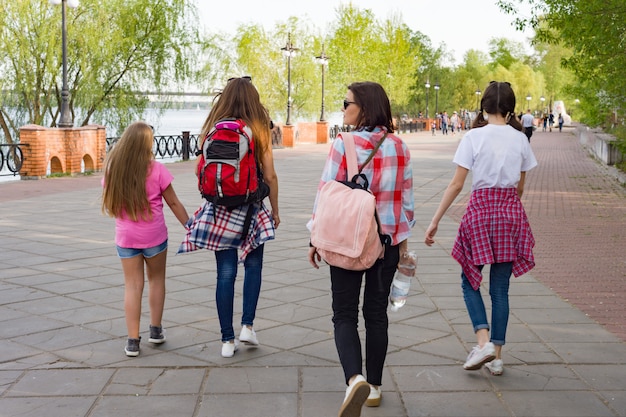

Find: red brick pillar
316;121;329;144
282;124;295;148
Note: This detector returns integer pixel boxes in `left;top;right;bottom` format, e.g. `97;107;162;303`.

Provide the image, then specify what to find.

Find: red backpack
197;118;269;207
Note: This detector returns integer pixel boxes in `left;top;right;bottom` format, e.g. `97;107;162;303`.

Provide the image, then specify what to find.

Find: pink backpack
310;132;387;271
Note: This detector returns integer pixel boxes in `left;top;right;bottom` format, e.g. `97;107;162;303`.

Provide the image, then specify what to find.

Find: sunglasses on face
227;76;252;83
343;99;356;109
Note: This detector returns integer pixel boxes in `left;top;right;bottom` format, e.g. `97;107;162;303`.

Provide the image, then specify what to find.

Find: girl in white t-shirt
425;81;537;376
102;121;189;357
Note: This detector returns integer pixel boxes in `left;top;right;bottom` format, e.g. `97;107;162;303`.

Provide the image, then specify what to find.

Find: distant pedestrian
441;111;449;135
308;81;414;416
548;111;555;132
558;113;564;132
424;81;537;377
521;109;534;141
180;76;280;358
102;121;190;357
431;118;436;136
542;113;548;132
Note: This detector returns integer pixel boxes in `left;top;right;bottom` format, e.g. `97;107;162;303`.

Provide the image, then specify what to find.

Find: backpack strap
341;132;359;179
341;131;388;179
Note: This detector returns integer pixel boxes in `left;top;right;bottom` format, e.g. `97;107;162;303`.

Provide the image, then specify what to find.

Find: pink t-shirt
113;161;174;248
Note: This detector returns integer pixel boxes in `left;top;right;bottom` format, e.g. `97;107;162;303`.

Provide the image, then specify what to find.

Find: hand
308;246;321;269
424;223;438;246
272;212;280;229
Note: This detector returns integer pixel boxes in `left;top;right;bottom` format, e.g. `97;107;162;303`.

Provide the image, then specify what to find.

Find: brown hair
200;77;271;164
347;81;394;133
471;81;523;131
101;121;154;221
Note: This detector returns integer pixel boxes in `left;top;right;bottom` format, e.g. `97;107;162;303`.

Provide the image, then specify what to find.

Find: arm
162;184;189;227
517;171;527;198
424;165;469;246
260;145;280;228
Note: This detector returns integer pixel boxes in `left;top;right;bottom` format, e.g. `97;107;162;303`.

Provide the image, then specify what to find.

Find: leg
145;248;168;329
241;244;264;327
488;262;513;358
120;255;145;339
330;265;365;385
362;245;399;386
461;268;489;340
215;248;238;342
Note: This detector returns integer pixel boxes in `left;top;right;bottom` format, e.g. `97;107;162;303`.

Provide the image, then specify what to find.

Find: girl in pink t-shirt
102;121;189;357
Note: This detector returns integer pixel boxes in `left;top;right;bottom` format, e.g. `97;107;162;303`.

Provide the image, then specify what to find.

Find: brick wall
19;125;106;179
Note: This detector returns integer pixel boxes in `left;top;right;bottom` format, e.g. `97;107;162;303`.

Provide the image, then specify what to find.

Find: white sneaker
485;359;504;375
221;340;239;358
239;326;259;346
339;375;369;417
463;342;496;370
365;385;381;407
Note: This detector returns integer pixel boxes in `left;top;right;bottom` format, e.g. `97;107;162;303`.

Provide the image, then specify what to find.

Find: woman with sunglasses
308;82;415;417
181;76;280;358
424;81;537;376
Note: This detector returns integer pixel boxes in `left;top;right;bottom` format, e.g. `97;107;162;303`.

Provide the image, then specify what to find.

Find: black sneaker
125;337;141;357
149;325;166;344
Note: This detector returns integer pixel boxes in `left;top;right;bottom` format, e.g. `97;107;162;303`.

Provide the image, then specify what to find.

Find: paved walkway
0;128;625;417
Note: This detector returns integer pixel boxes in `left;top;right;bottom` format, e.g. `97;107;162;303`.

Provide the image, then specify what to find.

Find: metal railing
0;144;26;177
106;131;202;161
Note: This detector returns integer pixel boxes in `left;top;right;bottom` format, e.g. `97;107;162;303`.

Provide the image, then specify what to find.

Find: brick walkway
450;127;626;342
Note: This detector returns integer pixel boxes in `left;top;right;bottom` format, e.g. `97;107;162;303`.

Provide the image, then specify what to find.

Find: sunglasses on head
227;76;252;83
343;99;356;109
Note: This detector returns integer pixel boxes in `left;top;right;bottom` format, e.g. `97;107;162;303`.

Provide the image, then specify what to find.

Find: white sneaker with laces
339;375;369;417
485;359;504;375
239;326;259;346
365;385;381;407
463;342;496;370
221;340;239;358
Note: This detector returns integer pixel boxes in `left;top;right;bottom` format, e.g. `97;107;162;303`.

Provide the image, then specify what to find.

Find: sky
196;0;534;64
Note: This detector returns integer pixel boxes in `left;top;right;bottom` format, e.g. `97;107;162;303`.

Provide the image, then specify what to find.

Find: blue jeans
461;262;513;346
214;245;264;342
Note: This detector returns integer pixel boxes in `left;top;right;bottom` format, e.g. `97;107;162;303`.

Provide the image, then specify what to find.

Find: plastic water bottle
390;251;417;312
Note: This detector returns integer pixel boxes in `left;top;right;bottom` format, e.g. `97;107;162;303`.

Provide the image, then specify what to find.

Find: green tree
497;0;626;126
0;0;201;143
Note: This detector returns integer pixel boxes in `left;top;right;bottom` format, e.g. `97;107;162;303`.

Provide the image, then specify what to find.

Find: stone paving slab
0;129;625;416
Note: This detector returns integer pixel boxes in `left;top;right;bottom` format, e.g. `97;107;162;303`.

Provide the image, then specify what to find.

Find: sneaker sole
365;395;381;407
148;337;166;344
464;354;496;370
338;381;369;417
240;339;258;346
125;350;139;357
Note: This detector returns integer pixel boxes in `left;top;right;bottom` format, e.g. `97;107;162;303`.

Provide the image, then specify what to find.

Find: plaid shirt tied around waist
452;187;535;290
178;200;275;262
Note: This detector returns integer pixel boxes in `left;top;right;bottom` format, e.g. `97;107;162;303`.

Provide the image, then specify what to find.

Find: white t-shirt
521;113;534;128
453;124;538;190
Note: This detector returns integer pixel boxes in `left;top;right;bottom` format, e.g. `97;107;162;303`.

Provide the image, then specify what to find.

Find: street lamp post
434;82;440;115
475;89;481;112
526;93;532;112
281;33;298;126
315;45;329;122
540;95;546;113
425;80;430;118
50;0;79;128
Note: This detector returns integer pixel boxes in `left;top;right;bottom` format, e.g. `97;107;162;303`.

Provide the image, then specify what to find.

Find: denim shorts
116;239;168;259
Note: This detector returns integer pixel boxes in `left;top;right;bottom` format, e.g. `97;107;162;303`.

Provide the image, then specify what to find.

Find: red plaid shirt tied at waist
452;187;535;290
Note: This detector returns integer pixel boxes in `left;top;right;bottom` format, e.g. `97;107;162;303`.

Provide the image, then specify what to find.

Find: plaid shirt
310;127;415;246
452;187;535;290
178;201;275;262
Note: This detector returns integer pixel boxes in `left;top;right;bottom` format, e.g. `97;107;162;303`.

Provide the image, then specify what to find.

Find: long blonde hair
200;77;271;164
102;121;154;221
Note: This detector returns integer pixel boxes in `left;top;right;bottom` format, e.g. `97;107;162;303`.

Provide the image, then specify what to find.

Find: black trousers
524;127;533;141
330;243;400;386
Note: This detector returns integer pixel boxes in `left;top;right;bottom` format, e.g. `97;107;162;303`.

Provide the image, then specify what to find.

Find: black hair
347;81;394;133
471;81;523;131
